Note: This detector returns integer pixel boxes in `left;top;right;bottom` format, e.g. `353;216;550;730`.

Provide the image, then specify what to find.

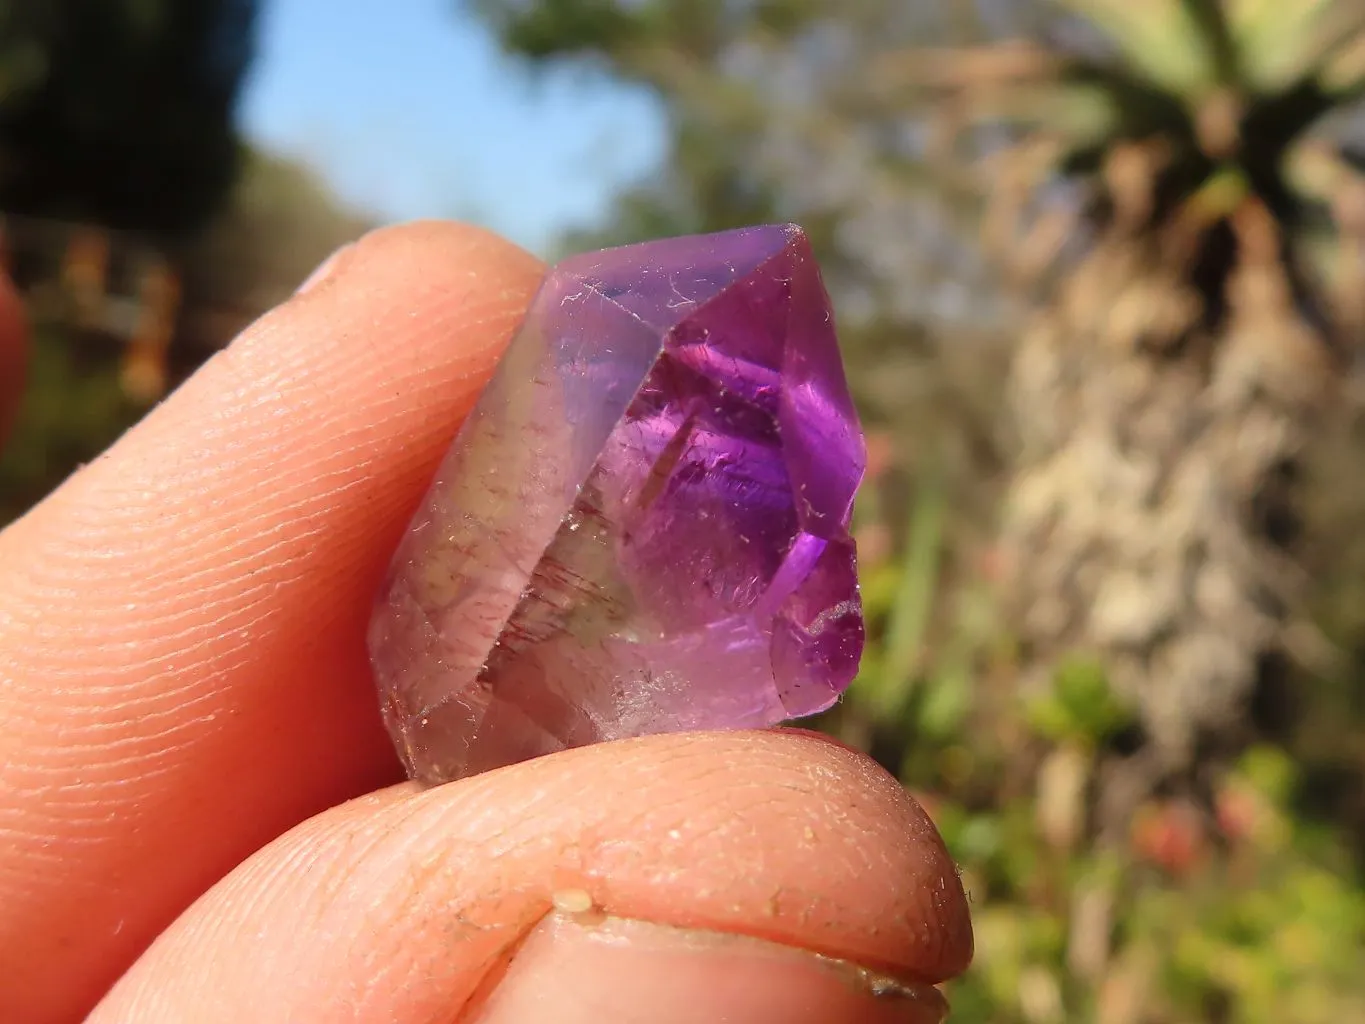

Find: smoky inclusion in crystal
368;224;867;783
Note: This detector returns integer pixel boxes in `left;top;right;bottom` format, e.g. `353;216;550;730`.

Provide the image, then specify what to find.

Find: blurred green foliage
0;323;140;522
829;465;1365;1022
0;148;371;526
0;0;291;523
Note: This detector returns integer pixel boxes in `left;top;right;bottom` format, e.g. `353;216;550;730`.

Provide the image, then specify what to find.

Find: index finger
0;221;544;1022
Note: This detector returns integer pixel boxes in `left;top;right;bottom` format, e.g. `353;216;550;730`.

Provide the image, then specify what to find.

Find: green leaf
470;0;650;59
1229;0;1329;89
1055;657;1131;735
1053;0;1216;97
971;80;1120;147
1229;0;1365;93
1181;0;1242;87
1027;656;1135;746
955;813;1004;864
917;661;971;739
1322;26;1365;98
1237;745;1298;807
867;469;946;718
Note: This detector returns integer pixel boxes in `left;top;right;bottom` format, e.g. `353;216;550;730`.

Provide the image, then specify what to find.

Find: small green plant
835;457;1365;1024
1026;657;1136;751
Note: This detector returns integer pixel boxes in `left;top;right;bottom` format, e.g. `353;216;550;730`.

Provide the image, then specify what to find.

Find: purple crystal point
368;224;866;783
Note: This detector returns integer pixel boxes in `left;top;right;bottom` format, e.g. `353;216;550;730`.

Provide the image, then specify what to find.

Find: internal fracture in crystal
368;224;867;783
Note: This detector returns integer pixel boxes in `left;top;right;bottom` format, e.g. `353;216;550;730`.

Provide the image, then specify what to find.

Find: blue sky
238;0;666;255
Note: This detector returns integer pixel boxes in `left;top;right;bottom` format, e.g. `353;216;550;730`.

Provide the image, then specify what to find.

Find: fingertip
288;219;542;306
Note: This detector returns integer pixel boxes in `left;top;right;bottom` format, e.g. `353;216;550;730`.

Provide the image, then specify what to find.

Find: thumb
91;731;971;1023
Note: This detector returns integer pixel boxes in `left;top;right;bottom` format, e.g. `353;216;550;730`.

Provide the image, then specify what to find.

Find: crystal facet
368;224;866;783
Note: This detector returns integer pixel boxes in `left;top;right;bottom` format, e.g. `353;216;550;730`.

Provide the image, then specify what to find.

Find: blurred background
2;1;1364;1020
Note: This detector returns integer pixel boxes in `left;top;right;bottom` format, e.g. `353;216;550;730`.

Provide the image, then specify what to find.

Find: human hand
0;222;972;1023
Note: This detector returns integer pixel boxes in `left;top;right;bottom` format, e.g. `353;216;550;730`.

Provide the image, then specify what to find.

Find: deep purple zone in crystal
368;223;867;783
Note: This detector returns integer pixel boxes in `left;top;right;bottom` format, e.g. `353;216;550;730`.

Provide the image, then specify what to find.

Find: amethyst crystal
369;224;866;783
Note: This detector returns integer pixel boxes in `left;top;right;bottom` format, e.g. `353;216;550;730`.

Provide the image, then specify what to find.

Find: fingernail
469;913;948;1024
294;243;355;295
